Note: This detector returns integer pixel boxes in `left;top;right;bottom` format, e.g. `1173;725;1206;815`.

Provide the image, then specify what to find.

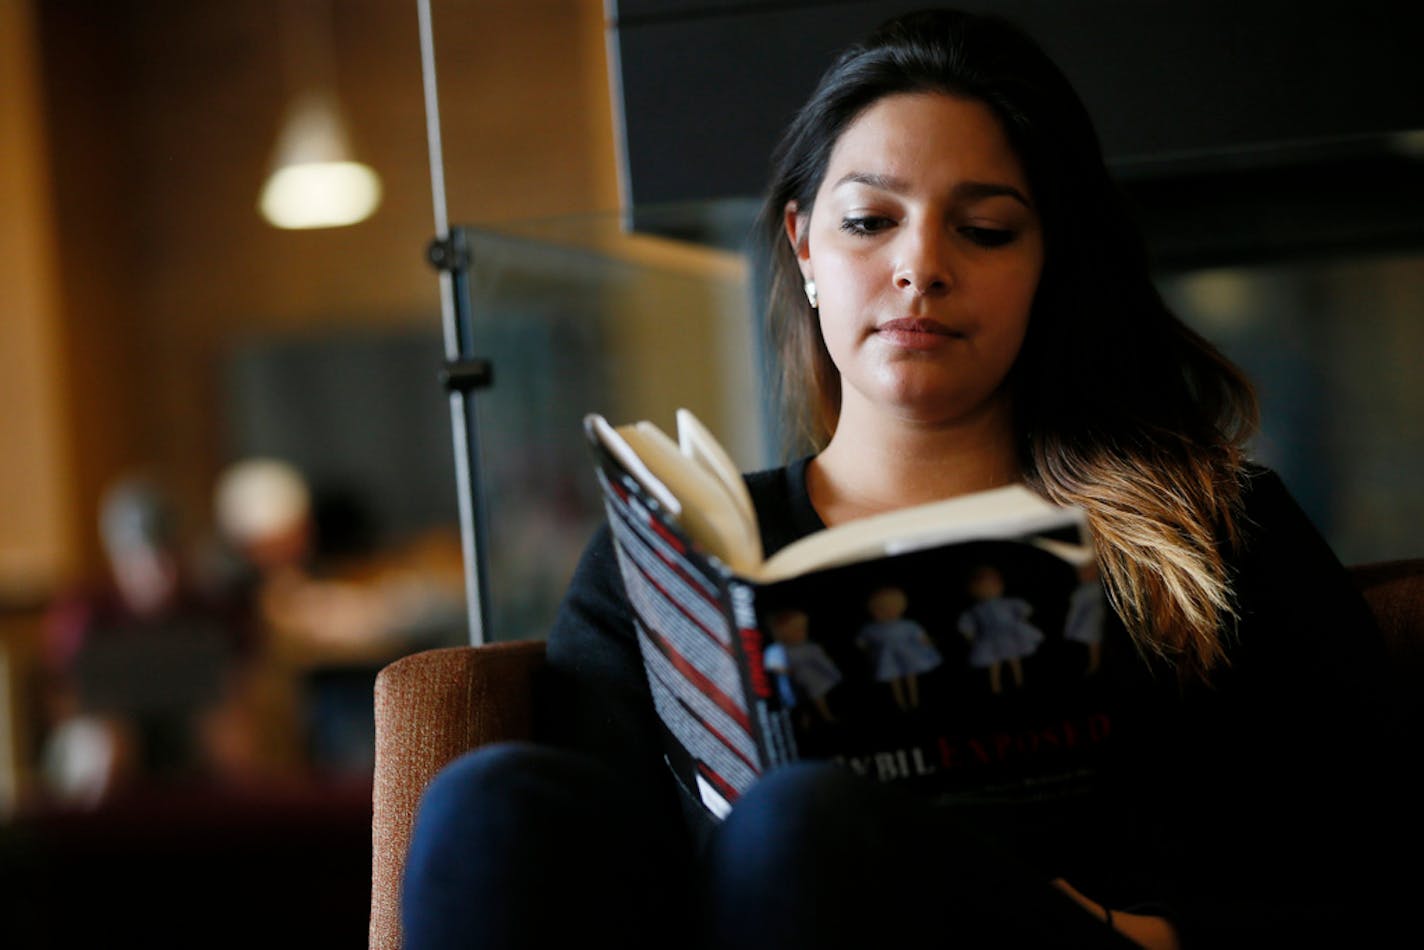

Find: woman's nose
893;228;954;295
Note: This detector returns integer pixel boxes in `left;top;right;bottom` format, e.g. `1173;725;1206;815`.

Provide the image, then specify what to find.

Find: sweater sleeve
535;523;703;842
538;526;660;774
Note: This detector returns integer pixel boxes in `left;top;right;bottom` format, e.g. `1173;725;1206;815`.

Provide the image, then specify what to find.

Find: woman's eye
960;226;1016;247
840;215;894;236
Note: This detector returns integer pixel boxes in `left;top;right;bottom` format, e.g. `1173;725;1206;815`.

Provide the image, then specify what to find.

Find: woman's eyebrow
953;181;1033;209
833;170;912;192
833;171;1032;209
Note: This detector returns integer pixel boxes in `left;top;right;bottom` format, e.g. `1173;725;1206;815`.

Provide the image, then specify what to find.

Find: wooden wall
7;0;620;588
0;0;76;603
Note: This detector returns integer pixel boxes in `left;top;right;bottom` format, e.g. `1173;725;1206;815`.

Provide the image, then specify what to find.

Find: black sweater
538;461;1410;945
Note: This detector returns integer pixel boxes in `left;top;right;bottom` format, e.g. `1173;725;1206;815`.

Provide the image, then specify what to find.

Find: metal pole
417;0;492;646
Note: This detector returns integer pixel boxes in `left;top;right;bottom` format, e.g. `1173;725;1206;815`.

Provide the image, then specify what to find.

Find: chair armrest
369;640;547;950
1351;558;1424;676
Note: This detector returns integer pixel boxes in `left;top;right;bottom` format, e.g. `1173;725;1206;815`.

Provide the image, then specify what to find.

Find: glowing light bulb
260;160;382;229
258;92;382;229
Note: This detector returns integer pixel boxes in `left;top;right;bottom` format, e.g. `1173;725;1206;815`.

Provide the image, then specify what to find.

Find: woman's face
786;93;1043;430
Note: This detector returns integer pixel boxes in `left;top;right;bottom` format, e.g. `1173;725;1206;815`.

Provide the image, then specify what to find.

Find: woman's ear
783;201;812;278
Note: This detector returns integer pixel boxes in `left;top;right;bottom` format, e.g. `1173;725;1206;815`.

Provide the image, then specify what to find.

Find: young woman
402;10;1406;948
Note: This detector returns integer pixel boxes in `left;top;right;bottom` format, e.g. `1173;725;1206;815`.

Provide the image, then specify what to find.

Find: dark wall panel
610;0;1424;206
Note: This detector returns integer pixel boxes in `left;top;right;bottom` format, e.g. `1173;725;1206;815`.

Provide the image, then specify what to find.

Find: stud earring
804;279;818;309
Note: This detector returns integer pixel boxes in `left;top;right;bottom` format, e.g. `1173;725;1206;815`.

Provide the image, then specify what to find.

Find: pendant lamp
259;0;382;229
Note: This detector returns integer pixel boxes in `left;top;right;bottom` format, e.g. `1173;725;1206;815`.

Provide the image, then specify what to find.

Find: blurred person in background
38;475;243;806
212;457;463;662
210;458;465;777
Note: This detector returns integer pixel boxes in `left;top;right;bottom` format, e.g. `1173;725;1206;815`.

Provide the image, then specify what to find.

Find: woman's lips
873;318;965;350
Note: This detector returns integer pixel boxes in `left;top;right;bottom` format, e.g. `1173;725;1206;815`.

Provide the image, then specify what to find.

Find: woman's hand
1051;878;1180;950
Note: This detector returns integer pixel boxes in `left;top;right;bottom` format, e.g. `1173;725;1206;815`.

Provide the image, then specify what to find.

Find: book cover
585;411;1141;823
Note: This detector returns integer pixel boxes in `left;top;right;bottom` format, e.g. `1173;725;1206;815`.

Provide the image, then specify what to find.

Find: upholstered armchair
368;560;1424;949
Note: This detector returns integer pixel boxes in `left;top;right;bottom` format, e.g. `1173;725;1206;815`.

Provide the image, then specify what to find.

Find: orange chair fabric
369;641;546;950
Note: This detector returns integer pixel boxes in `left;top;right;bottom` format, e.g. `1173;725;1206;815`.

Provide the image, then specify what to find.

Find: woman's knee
702;764;906;948
404;742;693;948
405;742;634;906
413;742;533;830
719;761;887;850
420;741;554;804
704;761;891;904
413;740;626;843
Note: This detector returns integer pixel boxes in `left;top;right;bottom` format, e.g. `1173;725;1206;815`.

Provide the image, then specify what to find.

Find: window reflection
1160;251;1424;564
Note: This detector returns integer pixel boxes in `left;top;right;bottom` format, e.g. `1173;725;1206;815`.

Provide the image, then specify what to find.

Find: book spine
597;469;767;816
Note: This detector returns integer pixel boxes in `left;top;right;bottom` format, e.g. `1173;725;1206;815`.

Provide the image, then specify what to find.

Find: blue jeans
401;743;1131;949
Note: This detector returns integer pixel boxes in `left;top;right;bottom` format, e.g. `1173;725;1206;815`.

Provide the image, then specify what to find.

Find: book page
757;484;1084;583
617;420;762;575
587;415;682;518
675;408;762;566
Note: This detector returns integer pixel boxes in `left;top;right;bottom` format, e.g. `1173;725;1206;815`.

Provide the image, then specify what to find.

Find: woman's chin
850;375;1012;431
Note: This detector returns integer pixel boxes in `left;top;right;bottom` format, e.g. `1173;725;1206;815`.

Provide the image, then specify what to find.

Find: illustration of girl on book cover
1063;559;1107;675
957;565;1045;694
764;608;842;726
855;586;943;712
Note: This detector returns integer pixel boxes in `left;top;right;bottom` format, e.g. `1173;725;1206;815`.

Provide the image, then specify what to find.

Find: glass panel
458;203;767;642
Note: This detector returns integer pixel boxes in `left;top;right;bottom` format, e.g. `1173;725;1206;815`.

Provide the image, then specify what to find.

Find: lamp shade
259;91;382;229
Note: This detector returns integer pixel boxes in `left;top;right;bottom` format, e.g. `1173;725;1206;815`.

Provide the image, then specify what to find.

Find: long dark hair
758;8;1258;677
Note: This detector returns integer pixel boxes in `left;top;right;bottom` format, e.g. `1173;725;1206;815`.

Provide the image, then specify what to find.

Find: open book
585;409;1137;822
